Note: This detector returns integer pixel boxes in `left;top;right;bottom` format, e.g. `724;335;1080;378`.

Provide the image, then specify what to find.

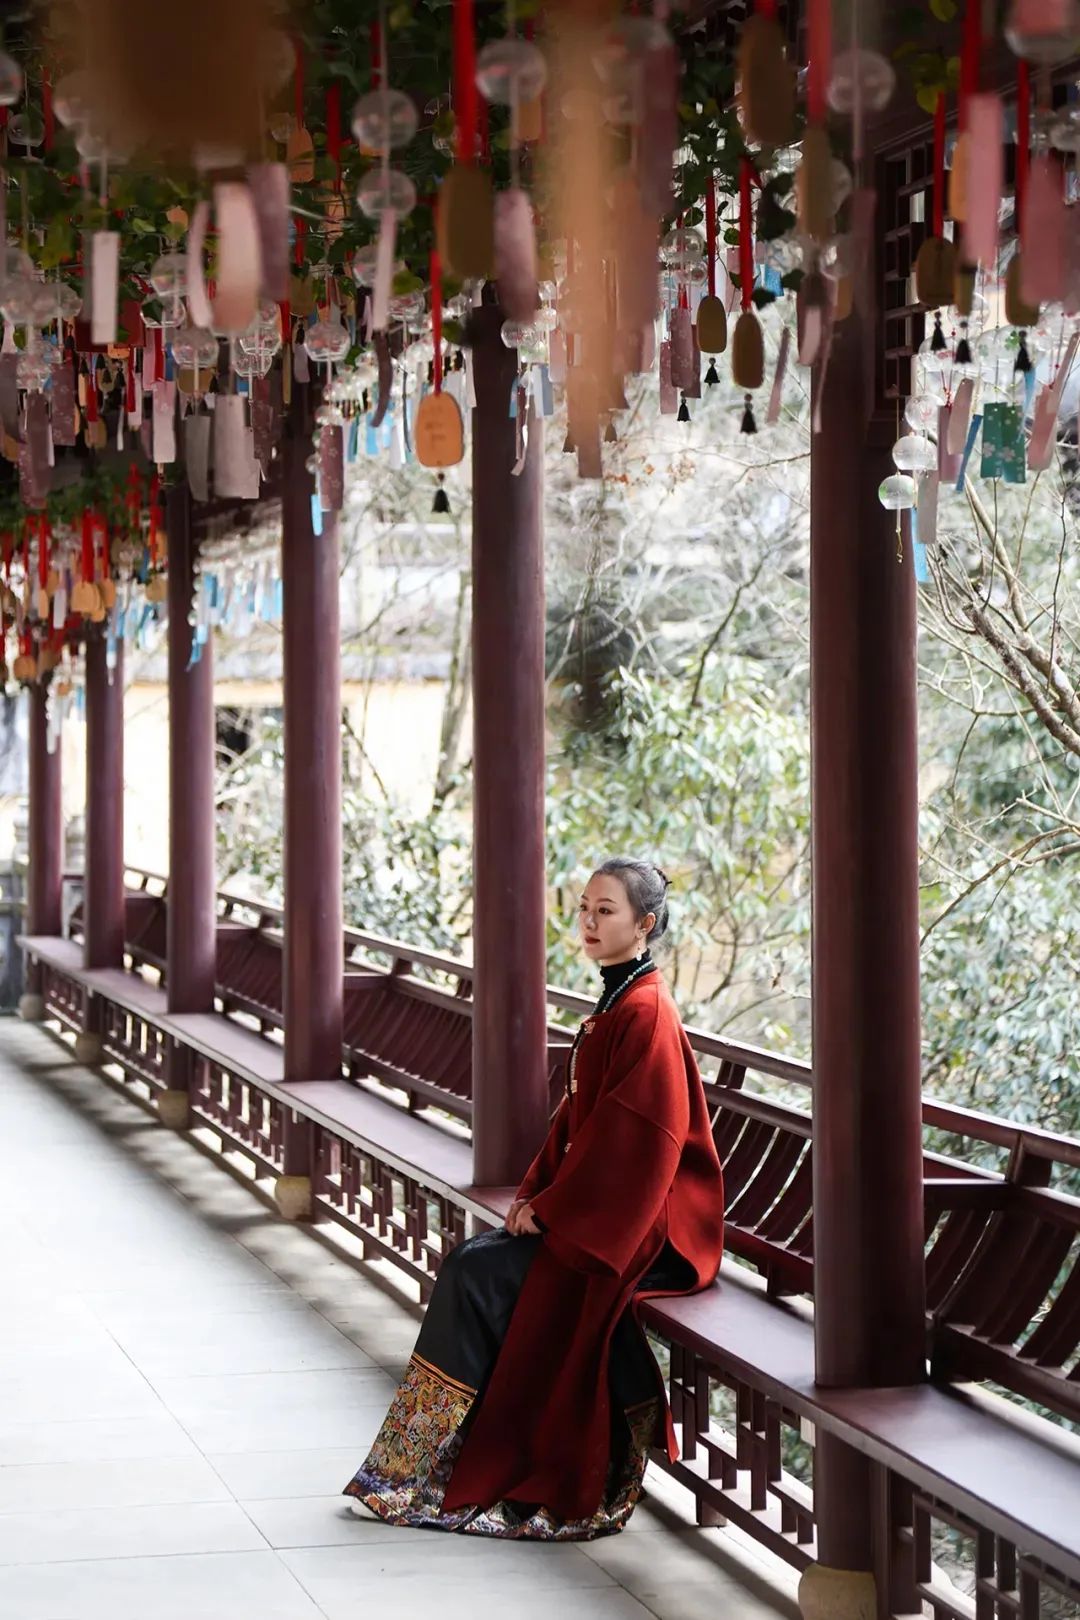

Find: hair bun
655;866;671;889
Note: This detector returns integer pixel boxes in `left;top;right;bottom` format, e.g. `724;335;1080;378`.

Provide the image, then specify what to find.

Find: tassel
1014;331;1033;373
677;396;690;423
954;323;972;367
741;393;757;434
432;475;450;513
563;431;576;453
930;311;947;352
705;359;720;386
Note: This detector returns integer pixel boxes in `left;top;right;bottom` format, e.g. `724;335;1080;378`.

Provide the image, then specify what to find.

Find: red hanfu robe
442;973;725;1522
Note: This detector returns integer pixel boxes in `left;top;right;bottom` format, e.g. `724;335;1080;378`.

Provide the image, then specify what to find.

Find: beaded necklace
567;955;657;1097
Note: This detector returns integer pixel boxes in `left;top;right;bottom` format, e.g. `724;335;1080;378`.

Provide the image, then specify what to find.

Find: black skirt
342;1227;692;1539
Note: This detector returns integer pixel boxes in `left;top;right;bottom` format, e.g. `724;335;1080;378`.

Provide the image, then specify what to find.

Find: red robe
442;973;725;1521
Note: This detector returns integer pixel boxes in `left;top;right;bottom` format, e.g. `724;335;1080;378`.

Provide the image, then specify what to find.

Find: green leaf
929;0;957;19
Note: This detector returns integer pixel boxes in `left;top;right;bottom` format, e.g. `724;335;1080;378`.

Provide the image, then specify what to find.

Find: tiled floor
0;1018;803;1620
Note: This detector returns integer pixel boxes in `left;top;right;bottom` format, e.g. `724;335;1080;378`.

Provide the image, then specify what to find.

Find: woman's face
578;873;652;966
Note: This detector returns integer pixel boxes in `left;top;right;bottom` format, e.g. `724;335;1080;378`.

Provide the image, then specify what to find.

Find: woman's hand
505;1200;541;1236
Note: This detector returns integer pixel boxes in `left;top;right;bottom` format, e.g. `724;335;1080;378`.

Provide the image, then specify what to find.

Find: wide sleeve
529;988;691;1278
515;1095;571;1203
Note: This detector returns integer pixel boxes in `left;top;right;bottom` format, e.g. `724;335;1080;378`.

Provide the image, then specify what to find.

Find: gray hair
593;857;671;943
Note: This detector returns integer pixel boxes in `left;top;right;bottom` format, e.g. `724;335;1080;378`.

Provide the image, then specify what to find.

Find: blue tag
955;412;983;492
348;418;360;462
509;380;519;419
273;579;283;619
910;505;930;584
235;376;249;396
311;492;323;536
365;415;378;456
164;346;175;382
762;265;783;296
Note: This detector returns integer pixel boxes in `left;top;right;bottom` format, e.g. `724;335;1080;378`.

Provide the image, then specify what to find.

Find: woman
342;857;725;1539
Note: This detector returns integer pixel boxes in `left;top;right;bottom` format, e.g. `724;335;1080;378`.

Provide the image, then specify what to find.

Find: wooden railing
81;867;1080;1432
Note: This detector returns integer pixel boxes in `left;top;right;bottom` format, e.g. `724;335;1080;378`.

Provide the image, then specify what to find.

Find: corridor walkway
0;1019;801;1620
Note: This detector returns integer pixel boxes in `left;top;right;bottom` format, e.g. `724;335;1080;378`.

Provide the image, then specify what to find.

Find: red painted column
22;683;63;1012
808;300;927;1580
468;302;550;1187
163;484;217;1124
83;629;125;971
166;483;216;1011
278;399;343;1209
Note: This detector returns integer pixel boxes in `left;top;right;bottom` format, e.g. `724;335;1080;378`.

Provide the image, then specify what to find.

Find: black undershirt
594;950;654;1015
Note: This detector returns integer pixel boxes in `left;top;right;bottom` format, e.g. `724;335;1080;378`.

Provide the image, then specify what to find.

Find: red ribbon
806;0;831;126
739;157;754;313
80;510;93;582
755;0;778;16
38;516;49;588
326;83;342;189
125;357;136;414
431;249;443;393
453;0;478;165
933;91;946;237
295;215;307;268
1016;62;1031;228
706;178;717;298
959;0;980;130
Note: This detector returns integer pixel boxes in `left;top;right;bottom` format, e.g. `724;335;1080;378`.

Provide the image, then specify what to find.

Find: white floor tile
207;1447;369;1501
0;1414;203;1467
240;1494;405;1549
0;1500;266;1566
0;1550;325;1620
0;1454;233;1514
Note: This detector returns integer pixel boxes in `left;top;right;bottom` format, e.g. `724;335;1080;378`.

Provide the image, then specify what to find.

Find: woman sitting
343;856;725;1539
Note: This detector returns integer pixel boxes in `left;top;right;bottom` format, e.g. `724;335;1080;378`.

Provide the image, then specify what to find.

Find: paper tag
90;232;121;346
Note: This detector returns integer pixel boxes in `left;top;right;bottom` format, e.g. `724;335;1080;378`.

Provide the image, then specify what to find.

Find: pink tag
659;340;677;414
962;95;1003;267
766;326;792;424
918;472;939;549
184;414;211;500
318;423;345;512
1022;156;1066;305
152;380;177;463
247;162;290;301
186;201;213;330
494;189;538;322
372;210;397;333
937;404;962;482
212;182;261;334
947;379;974;455
213;395;260;499
90;232;120;346
669;308;695;390
50;363;77;446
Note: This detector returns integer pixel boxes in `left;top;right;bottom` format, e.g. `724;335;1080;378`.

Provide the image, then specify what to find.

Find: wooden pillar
20;683;62;1018
161;483;217;1129
468;302;550;1187
276;398;343;1217
805;299;927;1588
83;630;125;969
78;629;124;1061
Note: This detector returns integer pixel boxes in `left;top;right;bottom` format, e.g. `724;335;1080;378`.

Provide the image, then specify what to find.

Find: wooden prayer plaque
738;14;795;147
1005;256;1039;328
695;295;727;355
796;127;833;243
438;165;495;281
415;392;465;469
915;236;956;309
731;310;765;391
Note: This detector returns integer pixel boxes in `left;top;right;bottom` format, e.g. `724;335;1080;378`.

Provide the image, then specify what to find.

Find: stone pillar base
73;1031;104;1064
799;1565;876;1620
18;993;46;1022
157;1089;192;1131
274;1174;313;1221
